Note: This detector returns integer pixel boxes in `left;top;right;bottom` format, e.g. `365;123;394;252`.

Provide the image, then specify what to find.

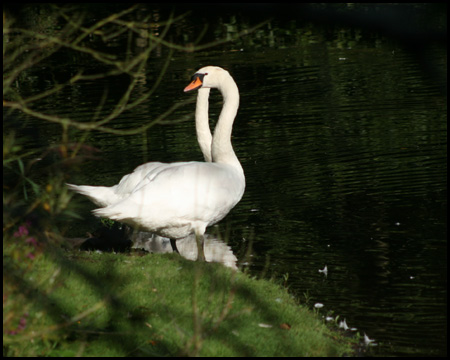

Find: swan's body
68;66;245;261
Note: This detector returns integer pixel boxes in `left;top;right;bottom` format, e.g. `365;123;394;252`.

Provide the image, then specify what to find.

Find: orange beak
184;74;204;92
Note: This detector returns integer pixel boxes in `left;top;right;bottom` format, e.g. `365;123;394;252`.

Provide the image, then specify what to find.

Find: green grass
4;247;354;357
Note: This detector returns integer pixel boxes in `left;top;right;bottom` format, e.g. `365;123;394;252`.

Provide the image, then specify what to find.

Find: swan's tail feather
67;183;119;208
92;206;138;228
92;206;120;219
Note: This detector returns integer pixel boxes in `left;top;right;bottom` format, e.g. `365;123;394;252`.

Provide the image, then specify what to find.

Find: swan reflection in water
64;224;238;270
132;231;238;270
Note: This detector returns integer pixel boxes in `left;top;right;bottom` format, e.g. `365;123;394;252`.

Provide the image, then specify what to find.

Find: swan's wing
115;162;167;195
93;162;245;236
134;162;245;217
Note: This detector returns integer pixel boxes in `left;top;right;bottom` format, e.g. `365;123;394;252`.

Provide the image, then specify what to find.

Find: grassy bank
4;246;354;357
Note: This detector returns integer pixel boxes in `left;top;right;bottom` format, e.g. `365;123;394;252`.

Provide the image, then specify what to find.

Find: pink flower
17;315;28;330
7;313;29;335
13;225;29;237
25;237;38;246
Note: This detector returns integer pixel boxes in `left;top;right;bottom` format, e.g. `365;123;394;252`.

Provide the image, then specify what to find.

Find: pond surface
5;5;446;357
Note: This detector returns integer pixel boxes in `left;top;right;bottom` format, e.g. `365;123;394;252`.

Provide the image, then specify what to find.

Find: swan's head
184;66;232;92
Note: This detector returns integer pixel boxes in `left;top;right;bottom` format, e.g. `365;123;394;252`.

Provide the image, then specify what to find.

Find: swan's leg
170;238;180;254
195;233;206;262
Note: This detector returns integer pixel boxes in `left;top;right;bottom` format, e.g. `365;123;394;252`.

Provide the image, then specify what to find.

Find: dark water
229;47;446;356
5;5;446;356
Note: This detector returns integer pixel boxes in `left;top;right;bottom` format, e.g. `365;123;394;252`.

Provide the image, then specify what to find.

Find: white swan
68;66;245;261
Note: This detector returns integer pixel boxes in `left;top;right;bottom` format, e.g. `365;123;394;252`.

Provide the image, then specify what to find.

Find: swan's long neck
211;76;242;171
195;88;212;162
